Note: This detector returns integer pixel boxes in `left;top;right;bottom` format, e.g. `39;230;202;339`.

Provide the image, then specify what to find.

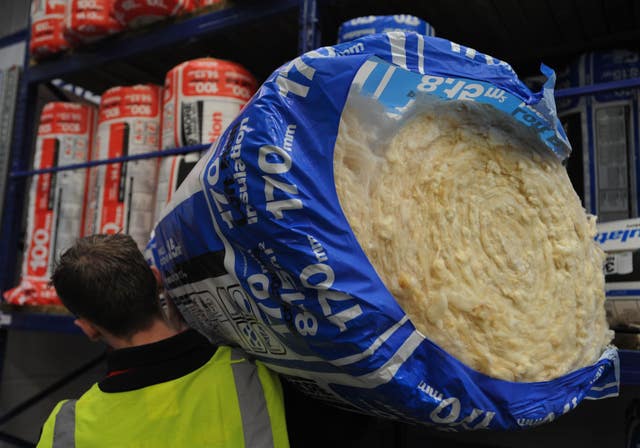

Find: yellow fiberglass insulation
333;99;612;382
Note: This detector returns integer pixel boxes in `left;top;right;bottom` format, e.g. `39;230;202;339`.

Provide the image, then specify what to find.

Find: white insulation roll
64;0;123;45
30;0;70;58
86;84;162;250
113;0;195;28
4;102;96;305
154;58;256;222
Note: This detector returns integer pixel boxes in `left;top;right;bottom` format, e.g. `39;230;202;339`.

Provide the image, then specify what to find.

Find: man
37;234;289;448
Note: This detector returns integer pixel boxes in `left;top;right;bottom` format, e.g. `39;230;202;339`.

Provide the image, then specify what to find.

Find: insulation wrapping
64;0;123;45
4;102;96;305
85;84;161;250
338;15;435;43
154;58;256;223
146;32;619;431
30;0;70;58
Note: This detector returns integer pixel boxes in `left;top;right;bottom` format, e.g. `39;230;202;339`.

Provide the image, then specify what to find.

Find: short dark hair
51;234;161;339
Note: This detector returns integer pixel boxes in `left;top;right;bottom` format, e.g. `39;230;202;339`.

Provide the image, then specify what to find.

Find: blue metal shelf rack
0;0;309;298
0;6;314;444
0;305;77;334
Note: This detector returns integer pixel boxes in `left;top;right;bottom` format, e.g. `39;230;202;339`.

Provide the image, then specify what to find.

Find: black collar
99;329;217;393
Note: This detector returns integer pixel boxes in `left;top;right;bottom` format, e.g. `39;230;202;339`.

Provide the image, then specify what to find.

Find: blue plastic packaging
148;32;619;430
338;15;435;43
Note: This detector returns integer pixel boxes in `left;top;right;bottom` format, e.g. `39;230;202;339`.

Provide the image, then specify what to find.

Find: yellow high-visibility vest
37;346;289;448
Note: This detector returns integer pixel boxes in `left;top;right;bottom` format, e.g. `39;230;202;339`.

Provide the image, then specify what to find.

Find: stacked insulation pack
30;0;70;58
557;50;640;223
113;0;196;27
4;102;96;305
112;0;224;27
154;58;256;222
86;85;161;250
64;0;123;45
562;51;640;328
337;14;435;43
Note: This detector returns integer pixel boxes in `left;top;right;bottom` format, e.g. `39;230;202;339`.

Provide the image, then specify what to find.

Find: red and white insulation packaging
154;57;256;222
64;0;123;45
195;0;224;9
30;0;71;58
4;102;97;306
85;85;162;250
112;0;196;28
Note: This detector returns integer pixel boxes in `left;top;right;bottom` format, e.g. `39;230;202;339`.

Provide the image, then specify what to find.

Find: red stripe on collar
107;368;133;378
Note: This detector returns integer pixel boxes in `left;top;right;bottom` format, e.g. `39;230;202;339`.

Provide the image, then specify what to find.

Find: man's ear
74;318;102;342
150;266;162;288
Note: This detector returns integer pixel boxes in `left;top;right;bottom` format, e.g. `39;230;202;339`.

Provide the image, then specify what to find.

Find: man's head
51;234;162;340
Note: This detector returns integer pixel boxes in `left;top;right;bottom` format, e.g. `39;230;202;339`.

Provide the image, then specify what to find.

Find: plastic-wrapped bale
64;0;123;45
112;0;195;28
337;15;435;43
30;0;70;58
154;58;257;223
86;85;161;250
148;33;619;430
4;102;96;305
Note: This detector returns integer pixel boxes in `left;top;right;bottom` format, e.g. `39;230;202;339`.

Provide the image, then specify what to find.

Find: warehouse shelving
0;304;76;333
0;0;307;299
23;2;298;85
0;5;312;444
10;142;210;178
2;0;640;386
